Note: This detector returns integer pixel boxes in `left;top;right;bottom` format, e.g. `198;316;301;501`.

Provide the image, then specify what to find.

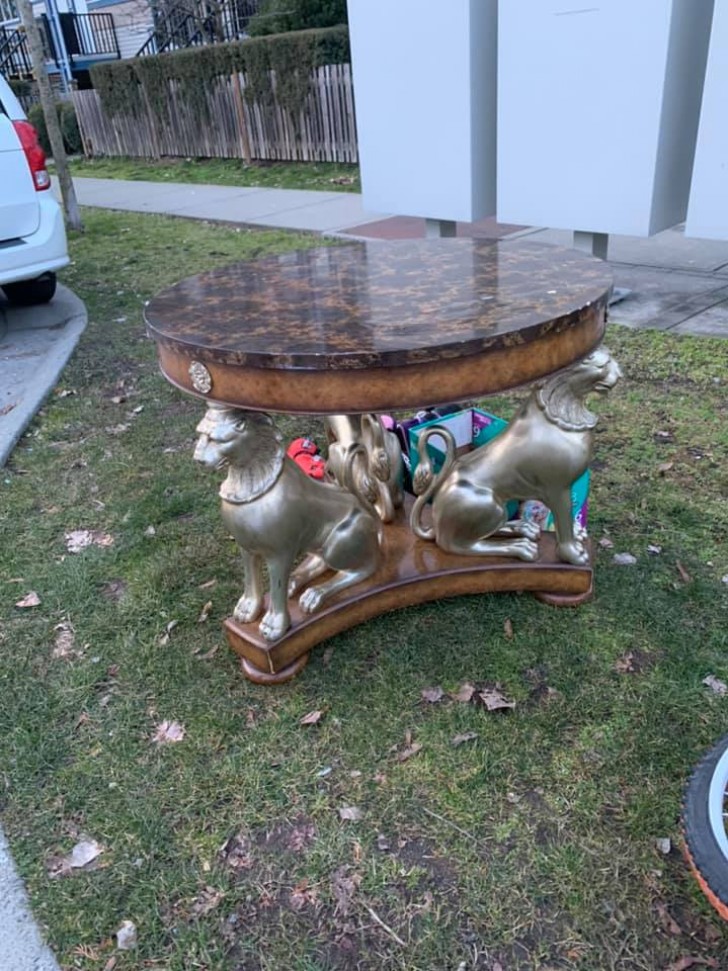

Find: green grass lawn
62;156;361;193
1;209;728;970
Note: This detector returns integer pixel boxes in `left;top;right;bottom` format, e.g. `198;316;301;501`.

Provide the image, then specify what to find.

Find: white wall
497;0;714;237
347;0;497;223
686;0;728;239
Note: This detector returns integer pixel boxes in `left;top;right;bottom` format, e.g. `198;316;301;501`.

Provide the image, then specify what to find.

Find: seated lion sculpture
194;406;381;641
410;347;622;564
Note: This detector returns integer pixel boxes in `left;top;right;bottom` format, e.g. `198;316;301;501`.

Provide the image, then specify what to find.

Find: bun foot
534;584;593;608
240;653;310;685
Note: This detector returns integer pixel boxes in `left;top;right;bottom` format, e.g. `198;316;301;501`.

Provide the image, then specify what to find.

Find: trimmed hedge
27;101;83;156
90;25;350;123
247;0;347;37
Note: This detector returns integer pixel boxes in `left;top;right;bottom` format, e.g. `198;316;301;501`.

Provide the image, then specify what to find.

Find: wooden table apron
145;239;614;682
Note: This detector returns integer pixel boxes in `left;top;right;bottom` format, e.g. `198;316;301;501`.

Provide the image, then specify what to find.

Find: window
0;0;19;26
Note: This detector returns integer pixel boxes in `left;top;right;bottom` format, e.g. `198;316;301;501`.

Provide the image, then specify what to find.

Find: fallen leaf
300;709;324;726
613;552;637;566
103;958;118;971
219;833;254;870
331;866;361;916
0;402;16;416
477;686;516;711
110;395;126;404
158;619;178;646
666;958;718;971
451;732;478;746
598;537;614;549
197;600;213;623
116;920;137;950
647;544;662;555
65;530;114;553
657;461;674;474
655;900;682;935
289;879;318;910
397;741;423;762
702;674;728;695
503;618;514;639
198;578;216;589
655;430;674;443
52;621;78;659
655;837;671;855
75;711;91;729
144;525;156;537
195;645;219;661
50;839;104;877
338;806;362;821
132;405;144;414
15;591;40;608
55;388;76;398
421;686;444;703
452;682;476;703
189;886;224;917
676;560;692;584
722;574;728;585
152;720;186;744
615;652;637;674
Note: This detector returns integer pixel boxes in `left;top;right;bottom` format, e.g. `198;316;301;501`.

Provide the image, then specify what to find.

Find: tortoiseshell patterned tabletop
145;240;613;372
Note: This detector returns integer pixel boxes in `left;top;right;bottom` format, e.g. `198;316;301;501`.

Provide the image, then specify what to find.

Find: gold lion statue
194;406;381;641
410;347;622;565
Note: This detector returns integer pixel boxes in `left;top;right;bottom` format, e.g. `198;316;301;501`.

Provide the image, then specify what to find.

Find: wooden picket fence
71;63;358;163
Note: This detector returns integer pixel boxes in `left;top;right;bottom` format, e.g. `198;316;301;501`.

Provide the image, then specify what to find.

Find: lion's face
536;346;621;432
567;348;622;398
194;408;280;471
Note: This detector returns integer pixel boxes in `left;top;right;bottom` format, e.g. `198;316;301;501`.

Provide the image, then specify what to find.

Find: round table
146;239;614;684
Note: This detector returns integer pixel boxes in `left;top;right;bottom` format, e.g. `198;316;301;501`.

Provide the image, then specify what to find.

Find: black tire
2;272;57;306
682;733;728;919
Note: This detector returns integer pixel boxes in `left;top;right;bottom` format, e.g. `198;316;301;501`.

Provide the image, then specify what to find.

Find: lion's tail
410;426;456;541
343;443;381;525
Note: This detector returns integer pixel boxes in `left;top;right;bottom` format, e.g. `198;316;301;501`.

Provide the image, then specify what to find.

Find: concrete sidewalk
0;285;87;467
68;175;728;339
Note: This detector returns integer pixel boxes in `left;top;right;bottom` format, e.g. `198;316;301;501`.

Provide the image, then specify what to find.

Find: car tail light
12;120;51;191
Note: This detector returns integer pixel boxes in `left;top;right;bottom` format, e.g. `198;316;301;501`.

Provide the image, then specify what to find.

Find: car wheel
2;272;57;306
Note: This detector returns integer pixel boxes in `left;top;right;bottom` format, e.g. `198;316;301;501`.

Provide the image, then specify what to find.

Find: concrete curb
0;829;60;971
0;285;87;468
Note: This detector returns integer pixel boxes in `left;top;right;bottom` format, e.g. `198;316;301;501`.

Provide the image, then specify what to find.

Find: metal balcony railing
0;12;119;79
136;0;260;58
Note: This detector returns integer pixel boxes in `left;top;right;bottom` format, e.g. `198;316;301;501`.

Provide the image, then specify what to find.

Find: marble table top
145;239;613;372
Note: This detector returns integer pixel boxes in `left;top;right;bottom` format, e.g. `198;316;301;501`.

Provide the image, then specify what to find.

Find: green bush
91;25;350;122
248;0;347;36
27;101;82;156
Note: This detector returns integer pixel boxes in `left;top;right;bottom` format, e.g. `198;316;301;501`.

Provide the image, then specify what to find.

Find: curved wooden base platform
225;501;594;683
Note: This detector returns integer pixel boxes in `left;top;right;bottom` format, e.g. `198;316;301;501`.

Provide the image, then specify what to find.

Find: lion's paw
259;610;289;641
234;595;262;624
557;541;589;566
518;521;541;541
299;586;326;615
513;538;539;561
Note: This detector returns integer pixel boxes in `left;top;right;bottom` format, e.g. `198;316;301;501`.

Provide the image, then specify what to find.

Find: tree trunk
16;0;83;232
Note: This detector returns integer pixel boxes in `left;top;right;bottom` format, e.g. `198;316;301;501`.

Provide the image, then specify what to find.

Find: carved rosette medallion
189;361;212;394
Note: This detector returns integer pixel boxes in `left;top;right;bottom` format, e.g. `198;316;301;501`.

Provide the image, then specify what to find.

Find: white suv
0;73;69;305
